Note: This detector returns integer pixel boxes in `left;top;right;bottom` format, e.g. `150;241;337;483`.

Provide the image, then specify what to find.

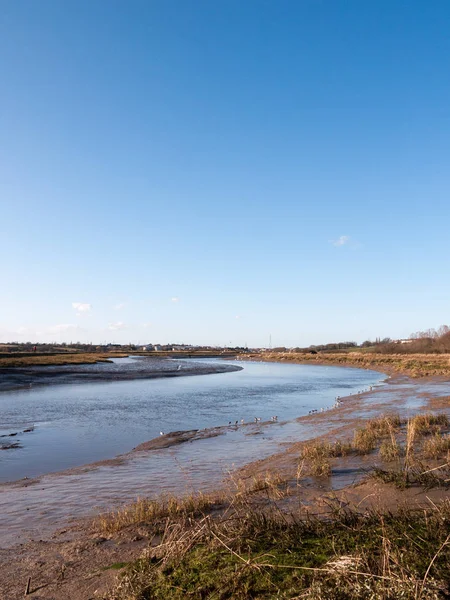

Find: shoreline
238;350;450;378
0;358;243;393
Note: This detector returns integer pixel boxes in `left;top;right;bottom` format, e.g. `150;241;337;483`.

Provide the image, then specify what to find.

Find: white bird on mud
160;431;165;436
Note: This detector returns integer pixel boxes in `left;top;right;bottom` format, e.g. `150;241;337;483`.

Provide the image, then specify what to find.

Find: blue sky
2;0;450;347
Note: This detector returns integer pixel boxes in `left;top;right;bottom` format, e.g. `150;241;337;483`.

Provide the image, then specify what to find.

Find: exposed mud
0;357;243;392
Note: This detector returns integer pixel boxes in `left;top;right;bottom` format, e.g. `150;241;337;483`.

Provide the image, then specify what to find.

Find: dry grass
96;493;221;535
245;472;291;499
409;413;449;436
241;351;450;378
0;352;128;368
107;498;450;600
379;438;402;461
422;434;450;459
300;440;353;477
352;414;402;455
97;473;293;536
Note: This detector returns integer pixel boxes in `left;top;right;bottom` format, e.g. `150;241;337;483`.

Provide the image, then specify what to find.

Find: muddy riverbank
0;356;243;392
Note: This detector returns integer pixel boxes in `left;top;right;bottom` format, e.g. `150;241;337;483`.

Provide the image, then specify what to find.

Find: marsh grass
244;351;450;378
107;499;450;600
373;462;450;490
0;352;127;368
237;472;292;500
96;493;222;535
300;440;354;477
409;413;449;436
352;414;401;455
379;438;402;461
422;434;450;459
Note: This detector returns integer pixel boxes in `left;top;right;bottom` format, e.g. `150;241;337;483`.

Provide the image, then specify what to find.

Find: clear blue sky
2;0;450;347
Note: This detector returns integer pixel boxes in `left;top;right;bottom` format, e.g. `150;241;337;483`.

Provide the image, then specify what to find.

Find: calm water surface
0;357;384;483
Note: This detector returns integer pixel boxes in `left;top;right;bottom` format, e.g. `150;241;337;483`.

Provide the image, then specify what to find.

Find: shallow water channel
0;358;390;547
0;357;383;482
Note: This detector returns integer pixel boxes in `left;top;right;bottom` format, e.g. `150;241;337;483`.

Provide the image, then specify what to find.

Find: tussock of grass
300;440;353;460
96;493;221;535
353;414;402;455
353;427;378;454
422;434;450;459
107;500;450;600
241;472;291;500
300;440;354;477
373;463;450;490
379;439;402;461
366;414;402;436
410;413;449;436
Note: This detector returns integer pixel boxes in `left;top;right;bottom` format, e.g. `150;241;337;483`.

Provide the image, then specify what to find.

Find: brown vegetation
0;352;128;368
241;351;450;377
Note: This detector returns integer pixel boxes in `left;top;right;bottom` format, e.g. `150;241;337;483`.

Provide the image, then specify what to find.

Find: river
0;357;386;547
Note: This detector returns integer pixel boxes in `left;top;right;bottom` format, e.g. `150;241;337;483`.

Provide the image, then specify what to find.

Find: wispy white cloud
108;321;126;331
331;235;350;247
171;297;180;303
235;315;241;320
72;302;92;316
113;303;126;310
141;322;152;328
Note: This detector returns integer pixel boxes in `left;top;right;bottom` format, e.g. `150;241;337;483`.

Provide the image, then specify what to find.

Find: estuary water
0;357;393;547
0;357;384;483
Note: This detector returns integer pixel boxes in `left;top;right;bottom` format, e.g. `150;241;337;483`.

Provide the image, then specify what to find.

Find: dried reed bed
242;351;450;377
97;473;292;535
0;352;127;368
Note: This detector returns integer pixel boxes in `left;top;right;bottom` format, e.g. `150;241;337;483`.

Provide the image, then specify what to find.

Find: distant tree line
377;325;450;354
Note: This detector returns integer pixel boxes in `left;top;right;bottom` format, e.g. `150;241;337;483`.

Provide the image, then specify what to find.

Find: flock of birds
160;386;375;436
308;386;374;415
226;416;278;426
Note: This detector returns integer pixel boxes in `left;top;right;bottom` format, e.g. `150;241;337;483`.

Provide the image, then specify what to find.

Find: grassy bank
101;410;450;599
240;351;450;377
105;495;450;599
0;352;128;368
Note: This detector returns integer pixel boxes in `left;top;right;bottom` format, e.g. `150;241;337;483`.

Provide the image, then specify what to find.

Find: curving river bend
0;357;386;547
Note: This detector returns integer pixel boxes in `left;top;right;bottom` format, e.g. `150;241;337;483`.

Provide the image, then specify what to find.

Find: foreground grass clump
97;493;222;535
373;462;450;490
300;440;353;476
353;414;402;454
107;500;450;600
422;434;450;459
410;413;449;436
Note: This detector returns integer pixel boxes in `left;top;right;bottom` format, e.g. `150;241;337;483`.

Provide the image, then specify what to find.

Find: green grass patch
107;502;450;599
